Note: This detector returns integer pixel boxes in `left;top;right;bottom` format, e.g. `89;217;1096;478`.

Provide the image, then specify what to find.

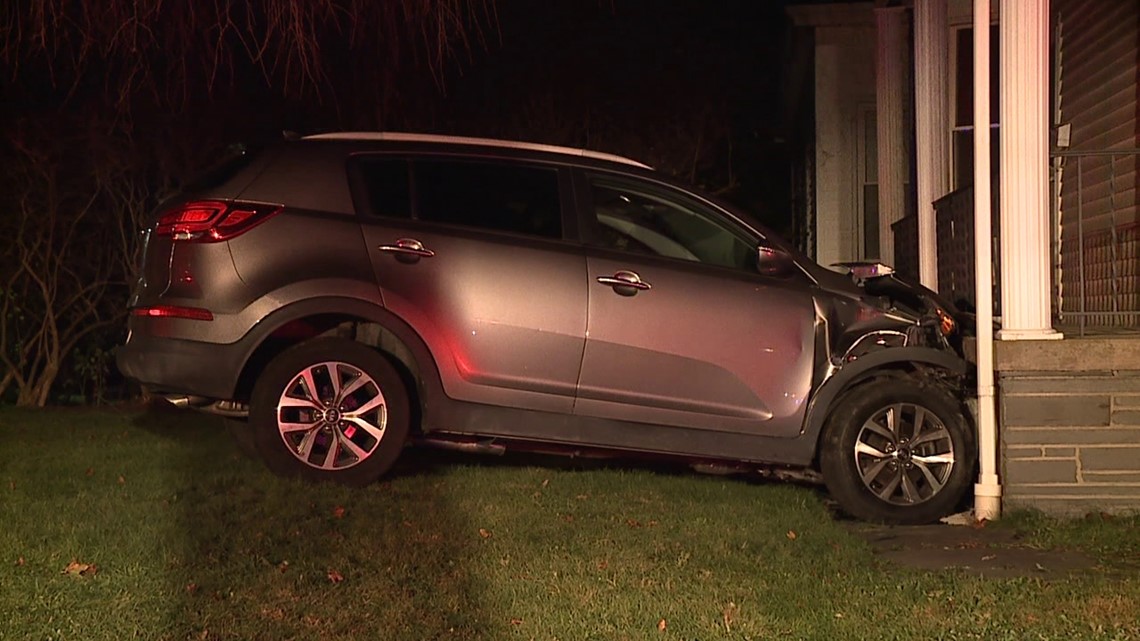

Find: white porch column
875;7;908;266
913;0;952;289
998;0;1062;340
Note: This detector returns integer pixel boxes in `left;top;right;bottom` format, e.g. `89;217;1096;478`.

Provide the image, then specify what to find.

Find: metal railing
892;149;1139;337
1052;149;1140;336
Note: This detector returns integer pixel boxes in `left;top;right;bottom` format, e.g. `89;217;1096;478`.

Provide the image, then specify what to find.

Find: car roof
302;132;653;170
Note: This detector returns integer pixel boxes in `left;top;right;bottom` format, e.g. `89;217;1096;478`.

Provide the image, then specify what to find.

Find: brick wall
995;338;1140;515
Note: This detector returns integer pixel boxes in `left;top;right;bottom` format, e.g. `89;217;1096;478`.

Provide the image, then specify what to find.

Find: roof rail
302;131;652;169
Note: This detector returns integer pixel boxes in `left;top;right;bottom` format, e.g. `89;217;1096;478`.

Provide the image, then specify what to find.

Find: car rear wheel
819;376;974;524
250;338;410;486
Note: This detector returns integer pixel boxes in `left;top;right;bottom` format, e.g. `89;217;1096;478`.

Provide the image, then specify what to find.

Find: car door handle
596;270;651;296
378;238;435;263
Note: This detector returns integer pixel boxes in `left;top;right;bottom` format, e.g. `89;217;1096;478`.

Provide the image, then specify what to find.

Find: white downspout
972;0;1001;520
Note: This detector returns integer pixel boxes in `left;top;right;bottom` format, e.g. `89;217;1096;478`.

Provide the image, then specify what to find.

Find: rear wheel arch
231;299;444;431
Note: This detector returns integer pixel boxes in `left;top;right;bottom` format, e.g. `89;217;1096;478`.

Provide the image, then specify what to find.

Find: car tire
250;338;410;486
819;376;975;524
223;417;259;459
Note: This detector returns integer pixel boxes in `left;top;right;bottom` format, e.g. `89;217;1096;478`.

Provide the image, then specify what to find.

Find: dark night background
0;0;805;405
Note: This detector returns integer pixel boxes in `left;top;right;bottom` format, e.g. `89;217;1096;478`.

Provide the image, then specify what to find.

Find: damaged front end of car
831;261;969;363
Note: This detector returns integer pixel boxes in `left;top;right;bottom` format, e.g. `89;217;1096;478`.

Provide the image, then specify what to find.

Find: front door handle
596;270;651;296
378;238;435;263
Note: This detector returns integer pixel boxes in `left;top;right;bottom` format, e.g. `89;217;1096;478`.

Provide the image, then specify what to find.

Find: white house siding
811;26;876;269
787;4;877;270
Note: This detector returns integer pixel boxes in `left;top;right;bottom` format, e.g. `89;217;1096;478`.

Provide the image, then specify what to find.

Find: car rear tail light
131;305;215;321
154;200;282;241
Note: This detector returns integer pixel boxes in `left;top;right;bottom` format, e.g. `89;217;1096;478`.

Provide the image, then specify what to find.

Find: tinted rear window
355;157;562;239
355;158;412;218
416;160;561;239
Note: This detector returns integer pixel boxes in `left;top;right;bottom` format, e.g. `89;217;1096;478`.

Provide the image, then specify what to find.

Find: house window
952;24;1000;189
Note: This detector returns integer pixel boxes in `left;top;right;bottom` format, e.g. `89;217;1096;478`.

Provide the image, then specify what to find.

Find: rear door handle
378;238;435;263
596;270;651;296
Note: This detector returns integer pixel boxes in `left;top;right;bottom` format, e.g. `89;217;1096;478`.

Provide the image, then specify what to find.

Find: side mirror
757;245;795;278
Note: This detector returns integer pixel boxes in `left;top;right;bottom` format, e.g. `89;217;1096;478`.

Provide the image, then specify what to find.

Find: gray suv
117;132;975;524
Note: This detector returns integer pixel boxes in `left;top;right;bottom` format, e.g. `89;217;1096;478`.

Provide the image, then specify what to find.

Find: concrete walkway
847;521;1099;579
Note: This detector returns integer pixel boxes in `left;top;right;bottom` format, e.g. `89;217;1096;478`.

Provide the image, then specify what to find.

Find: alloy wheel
852;402;955;506
276;361;388;470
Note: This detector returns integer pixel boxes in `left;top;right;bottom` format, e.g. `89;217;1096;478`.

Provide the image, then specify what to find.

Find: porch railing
1053;149;1140;335
892;149;1140;336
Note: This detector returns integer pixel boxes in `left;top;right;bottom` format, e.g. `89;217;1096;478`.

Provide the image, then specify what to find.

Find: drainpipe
972;0;1001;520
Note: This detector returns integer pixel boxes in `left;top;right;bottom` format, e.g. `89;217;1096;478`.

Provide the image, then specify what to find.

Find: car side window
416;160;562;239
588;178;755;271
353;157;563;240
354;158;412;218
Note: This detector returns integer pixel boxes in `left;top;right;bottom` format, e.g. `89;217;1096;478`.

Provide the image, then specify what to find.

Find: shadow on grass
130;402;495;640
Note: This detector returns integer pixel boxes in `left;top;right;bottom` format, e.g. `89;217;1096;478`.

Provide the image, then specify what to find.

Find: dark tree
0;0;493;405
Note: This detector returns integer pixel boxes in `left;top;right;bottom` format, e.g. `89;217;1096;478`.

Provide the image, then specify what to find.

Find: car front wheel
819;376;975;524
250;338;410;486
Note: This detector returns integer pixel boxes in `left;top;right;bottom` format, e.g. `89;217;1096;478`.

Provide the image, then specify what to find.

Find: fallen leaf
647;520;659;527
509;618;523;626
981;554;997;561
332;506;345;519
7;480;13;491
1035;562;1048;572
561;514;574;523
786;530;797;540
626;518;641;528
85;468;94;476
722;601;737;632
970;518;988;530
261;607;285;621
478;528;493;539
278;561;290;573
657;618;667;632
327;569;344;584
117;475;126;485
597;560;609;570
16;557;25;566
186;583;199;595
834;612;845;619
541;479;549;488
575;494;589;500
63;560;97;577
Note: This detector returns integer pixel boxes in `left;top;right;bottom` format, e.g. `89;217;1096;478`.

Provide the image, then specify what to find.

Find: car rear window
354;157;562;239
354;158;412;218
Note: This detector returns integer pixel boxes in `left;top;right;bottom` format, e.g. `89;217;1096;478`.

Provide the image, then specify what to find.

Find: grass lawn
2;405;1139;641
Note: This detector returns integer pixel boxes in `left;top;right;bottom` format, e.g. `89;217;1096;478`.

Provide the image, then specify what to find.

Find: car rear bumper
115;333;244;400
